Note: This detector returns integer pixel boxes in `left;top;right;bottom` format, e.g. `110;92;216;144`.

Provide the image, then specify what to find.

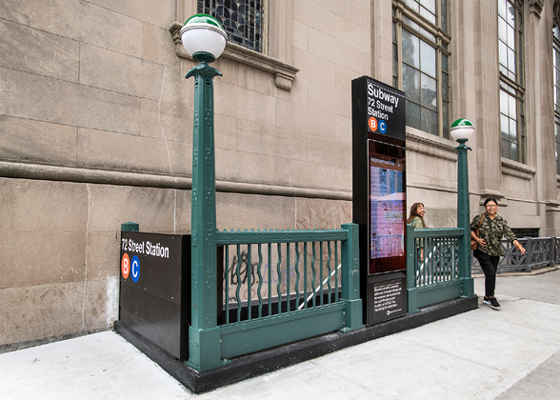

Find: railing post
406;223;419;314
525;237;532;271
341;223;364;331
550;237;555;267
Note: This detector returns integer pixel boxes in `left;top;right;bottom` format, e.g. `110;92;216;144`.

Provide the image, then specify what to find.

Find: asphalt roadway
1;268;559;399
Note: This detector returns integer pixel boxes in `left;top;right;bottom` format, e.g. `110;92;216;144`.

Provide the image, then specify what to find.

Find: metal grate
198;0;264;53
415;236;459;287
220;240;343;324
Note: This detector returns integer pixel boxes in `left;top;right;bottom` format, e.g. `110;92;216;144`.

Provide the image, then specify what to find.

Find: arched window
392;0;450;138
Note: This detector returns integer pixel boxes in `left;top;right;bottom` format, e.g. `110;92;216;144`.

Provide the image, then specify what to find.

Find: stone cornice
169;22;299;90
406;131;458;162
501;158;536;180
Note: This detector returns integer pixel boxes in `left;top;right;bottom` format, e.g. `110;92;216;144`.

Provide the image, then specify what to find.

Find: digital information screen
368;140;406;274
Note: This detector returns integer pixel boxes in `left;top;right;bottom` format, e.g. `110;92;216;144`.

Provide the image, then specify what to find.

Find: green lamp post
181;14;227;372
450;118;475;298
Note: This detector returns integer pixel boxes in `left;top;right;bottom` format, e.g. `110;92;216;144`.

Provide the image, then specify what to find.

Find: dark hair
484;198;498;207
407;202;426;228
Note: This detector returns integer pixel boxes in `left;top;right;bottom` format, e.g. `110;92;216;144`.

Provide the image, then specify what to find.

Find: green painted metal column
186;55;224;372
340;223;364;331
405;223;419;313
455;138;475;298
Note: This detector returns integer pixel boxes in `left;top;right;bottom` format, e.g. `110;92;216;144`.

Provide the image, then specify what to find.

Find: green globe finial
450;118;475;141
450;118;474;130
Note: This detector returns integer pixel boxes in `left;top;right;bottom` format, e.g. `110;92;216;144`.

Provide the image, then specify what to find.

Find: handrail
217;229;348;244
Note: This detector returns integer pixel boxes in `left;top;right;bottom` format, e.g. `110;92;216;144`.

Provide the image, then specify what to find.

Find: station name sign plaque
362;77;406;141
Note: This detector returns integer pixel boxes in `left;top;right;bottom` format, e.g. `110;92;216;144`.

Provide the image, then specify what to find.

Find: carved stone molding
406;131;458;162
0;161;350;201
528;0;544;18
501;158;536;180
169;22;299;90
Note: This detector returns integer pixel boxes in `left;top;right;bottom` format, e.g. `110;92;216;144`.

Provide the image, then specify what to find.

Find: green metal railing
215;223;363;361
406;224;474;313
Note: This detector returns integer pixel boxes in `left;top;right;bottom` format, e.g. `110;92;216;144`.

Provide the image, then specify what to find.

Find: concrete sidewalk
1;269;559;400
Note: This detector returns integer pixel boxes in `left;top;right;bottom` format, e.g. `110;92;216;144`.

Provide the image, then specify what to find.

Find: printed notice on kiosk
373;279;404;317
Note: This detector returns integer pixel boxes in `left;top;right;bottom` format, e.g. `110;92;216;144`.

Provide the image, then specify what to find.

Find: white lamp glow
180;14;227;61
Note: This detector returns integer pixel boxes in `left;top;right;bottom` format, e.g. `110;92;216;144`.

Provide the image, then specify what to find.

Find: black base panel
114;296;478;394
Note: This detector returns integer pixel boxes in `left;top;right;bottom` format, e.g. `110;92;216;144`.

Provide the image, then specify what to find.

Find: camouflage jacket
470;213;516;256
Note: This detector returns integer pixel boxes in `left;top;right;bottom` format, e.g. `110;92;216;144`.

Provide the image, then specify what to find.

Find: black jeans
473;249;500;297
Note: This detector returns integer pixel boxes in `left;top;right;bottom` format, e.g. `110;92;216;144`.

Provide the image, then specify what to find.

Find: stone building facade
0;0;559;348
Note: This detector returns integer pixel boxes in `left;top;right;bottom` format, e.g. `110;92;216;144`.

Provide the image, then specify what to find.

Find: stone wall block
277;99;336;139
139;98;192;143
160;67;191;108
293;1;336;35
335;115;352;143
307;137;351;169
0;19;80;82
296;197;352;230
86;231;120;281
86;0;176;29
334;14;370;50
168;141;192;176
0;231;87;289
0;282;85;345
292;47;336;86
238;66;277;97
292;20;309;51
77;128;171;174
0;0;143;58
0;0;82;41
209;57;241;88
216;192;295;231
274;157;338;190
321;0;370;29
278;73;309;105
173;189;192;233
332;37;370;74
307;28;340;65
0;115;78;166
236;120;308;161
0;178;88;232
79;2;143;58
334;167;352;192
142;23;181;67
215;148;275;184
308;80;349;116
80;44;165;101
214;114;239;151
86;185;177;232
0;68;140;135
83;277;119;332
215;84;277;126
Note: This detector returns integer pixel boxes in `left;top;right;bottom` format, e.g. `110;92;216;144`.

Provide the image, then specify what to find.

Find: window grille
198;0;264;53
511;228;539;239
393;0;450;138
